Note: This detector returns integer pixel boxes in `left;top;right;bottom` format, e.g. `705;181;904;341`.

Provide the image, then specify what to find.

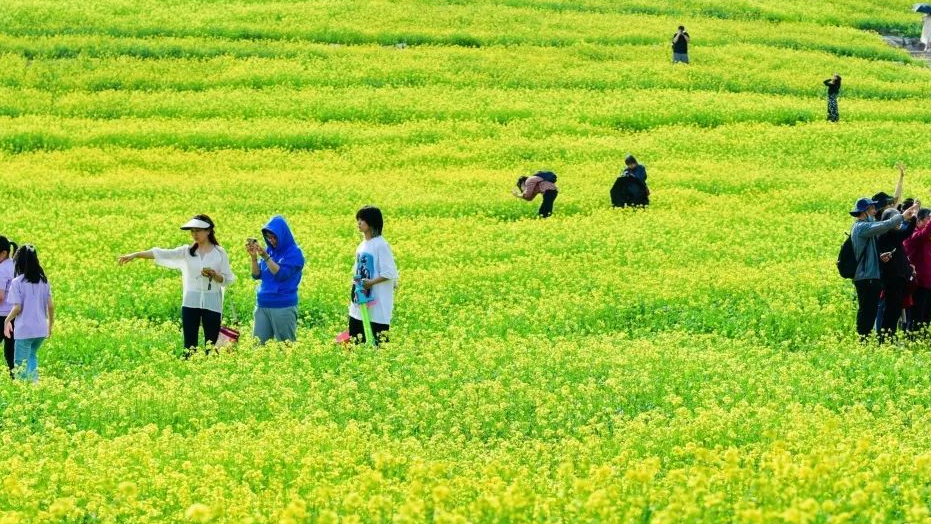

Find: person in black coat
877;206;917;341
824;73;841;122
611;155;650;207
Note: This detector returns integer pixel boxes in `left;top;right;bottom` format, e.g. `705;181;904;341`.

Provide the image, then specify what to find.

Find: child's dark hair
356;206;384;237
13;245;47;284
189;214;220;256
0;236;17;258
919;208;931;221
516;176;528;189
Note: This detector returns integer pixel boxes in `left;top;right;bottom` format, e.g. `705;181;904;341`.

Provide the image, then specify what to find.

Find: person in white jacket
119;215;236;354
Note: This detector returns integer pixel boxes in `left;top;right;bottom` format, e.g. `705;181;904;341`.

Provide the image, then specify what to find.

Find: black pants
539;190;558;218
349;315;389;345
854;279;882;340
911;287;931;333
880;277;907;342
0;315;12;379
181;307;222;351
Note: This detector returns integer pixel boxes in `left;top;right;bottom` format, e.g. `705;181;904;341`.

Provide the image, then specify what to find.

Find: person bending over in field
3;245;54;382
246;215;304;345
118;215;236;355
512;171;559;218
0;236;18;378
348;206;398;345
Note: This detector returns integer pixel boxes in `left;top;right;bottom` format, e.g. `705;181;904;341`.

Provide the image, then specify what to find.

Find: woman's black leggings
0;315;12;378
181;307;221;350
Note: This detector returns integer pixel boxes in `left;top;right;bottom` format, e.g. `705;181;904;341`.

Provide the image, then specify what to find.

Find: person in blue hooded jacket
246;215;304;344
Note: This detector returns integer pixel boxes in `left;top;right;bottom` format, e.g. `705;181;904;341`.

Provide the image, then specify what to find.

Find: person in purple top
0;236;17;378
2;245;54;382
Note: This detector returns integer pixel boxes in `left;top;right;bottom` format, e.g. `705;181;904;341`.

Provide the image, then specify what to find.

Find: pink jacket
905;221;931;288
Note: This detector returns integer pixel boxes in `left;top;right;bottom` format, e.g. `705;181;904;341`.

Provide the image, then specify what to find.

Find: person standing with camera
247;215;304;345
118;215;236;354
824;73;841;122
672;25;690;64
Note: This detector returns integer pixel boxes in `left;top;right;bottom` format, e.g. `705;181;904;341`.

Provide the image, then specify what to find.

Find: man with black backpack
513;171;559;218
844;197;919;341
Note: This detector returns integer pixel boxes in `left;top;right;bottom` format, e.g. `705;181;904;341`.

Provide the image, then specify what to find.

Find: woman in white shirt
348;206;399;345
119;215;236;353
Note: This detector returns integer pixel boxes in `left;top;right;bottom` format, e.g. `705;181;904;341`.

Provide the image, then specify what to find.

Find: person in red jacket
904;208;931;332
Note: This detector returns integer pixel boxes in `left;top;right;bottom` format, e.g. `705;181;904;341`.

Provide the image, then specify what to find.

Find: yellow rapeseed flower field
2;0;931;522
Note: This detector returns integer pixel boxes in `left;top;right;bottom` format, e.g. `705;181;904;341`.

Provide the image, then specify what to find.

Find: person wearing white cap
118;214;236;354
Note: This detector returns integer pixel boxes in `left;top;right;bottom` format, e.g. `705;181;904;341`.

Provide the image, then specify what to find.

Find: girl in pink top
0;236;17;379
2;245;54;382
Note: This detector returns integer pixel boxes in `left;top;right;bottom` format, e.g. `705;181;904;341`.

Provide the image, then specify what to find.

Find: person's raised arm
247;242;262;279
118;250;155;265
894;162;905;205
861;207;914;238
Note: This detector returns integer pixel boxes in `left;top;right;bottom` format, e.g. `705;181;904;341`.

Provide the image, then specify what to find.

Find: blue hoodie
253;215;305;308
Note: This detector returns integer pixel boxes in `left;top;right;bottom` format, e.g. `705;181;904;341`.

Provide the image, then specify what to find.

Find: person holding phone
247;215;304;345
877;204;918;341
119;215;236;353
672;25;690;64
824;73;841;122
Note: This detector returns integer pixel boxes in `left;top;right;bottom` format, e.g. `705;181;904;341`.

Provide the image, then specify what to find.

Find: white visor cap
180;218;211;230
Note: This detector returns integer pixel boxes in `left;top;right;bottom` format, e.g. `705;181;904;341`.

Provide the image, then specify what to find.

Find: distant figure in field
672;25;690;64
513;171;559;218
3;245;54;382
611;156;650;208
0;236;19;378
119;215;236;354
824;73;841;122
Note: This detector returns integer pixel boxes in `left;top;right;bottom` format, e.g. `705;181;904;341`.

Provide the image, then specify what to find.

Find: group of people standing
846;164;931;342
0;206;398;381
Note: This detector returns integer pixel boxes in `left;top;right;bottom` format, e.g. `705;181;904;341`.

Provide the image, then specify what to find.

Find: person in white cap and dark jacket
849;198;919;341
118;214;236;353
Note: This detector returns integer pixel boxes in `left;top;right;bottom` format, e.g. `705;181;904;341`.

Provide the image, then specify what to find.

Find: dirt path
882;33;931;65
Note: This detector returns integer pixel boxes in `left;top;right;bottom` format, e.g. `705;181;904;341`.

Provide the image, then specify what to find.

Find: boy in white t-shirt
348;206;398;345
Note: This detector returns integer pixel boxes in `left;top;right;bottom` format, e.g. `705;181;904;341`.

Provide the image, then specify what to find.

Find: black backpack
837;233;864;279
535;171;557;184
